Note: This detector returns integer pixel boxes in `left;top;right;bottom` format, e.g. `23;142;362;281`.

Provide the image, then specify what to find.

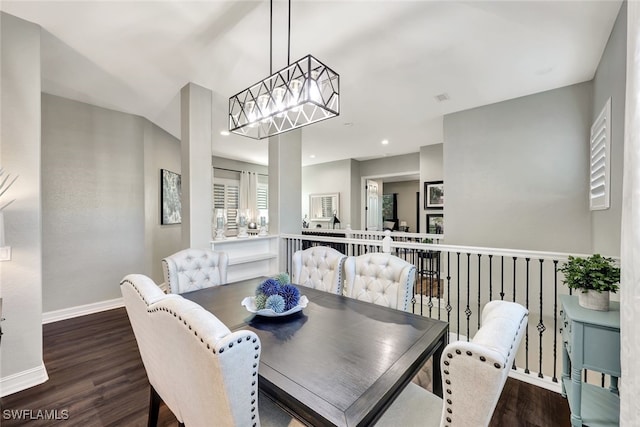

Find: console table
560;295;620;427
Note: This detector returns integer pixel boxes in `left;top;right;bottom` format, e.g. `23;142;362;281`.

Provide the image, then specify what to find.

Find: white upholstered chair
162;248;228;294
120;274;302;427
291;246;347;295
343;253;416;311
376;300;529;427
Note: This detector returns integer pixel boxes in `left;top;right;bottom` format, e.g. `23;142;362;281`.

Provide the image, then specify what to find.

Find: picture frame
426;213;444;234
424;180;444;209
161;169;182;225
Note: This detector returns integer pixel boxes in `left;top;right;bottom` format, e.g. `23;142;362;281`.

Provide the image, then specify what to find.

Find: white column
180;83;213;249
0;12;48;396
620;2;640;424
269;130;302;272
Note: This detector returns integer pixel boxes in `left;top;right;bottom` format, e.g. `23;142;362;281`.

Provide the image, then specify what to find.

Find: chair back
439;300;528;426
292;246;347;295
121;274;262;427
120;274;184;421
343;253;416;311
162;248;228;294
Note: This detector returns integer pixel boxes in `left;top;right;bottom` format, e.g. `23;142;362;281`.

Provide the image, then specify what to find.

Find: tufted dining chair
120;274;303;427
162;248;228;294
376;300;529;427
291;246;347;295
343;253;416;311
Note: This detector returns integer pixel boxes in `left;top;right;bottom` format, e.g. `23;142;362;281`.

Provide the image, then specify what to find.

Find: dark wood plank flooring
0;308;570;426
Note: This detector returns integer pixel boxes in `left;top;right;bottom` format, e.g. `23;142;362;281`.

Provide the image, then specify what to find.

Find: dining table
182;277;449;427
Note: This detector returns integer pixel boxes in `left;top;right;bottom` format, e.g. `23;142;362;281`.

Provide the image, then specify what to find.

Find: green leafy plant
559;254;620;293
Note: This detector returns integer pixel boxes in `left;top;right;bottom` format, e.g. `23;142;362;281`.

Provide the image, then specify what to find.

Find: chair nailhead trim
447;399;452;404
446;389;451;394
447;408;452;414
466;350;472;356
447;353;453;358
443;370;449;375
480;356;486;362
444;361;449;366
445;379;451;385
447;417;452;423
455;349;461;355
494;362;501;369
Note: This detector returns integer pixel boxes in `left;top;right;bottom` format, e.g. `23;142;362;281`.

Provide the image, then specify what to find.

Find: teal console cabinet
561;295;620;427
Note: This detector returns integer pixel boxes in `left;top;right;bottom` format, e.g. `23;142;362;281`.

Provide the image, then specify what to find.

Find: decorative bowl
241;295;309;317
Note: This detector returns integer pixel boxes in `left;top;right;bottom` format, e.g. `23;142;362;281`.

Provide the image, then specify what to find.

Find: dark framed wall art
426;213;444;234
161;169;182;225
424;181;444;209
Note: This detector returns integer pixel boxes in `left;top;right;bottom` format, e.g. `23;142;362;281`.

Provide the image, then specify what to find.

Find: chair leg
148;386;161;427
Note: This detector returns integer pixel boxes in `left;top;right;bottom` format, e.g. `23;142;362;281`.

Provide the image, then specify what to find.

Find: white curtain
620;2;640;425
239;171;258;222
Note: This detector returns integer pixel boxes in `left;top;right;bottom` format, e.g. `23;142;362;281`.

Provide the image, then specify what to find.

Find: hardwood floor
1;308;570;426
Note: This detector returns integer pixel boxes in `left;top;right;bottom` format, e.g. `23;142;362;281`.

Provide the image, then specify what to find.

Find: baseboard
509;367;563;394
0;362;49;397
42;298;124;324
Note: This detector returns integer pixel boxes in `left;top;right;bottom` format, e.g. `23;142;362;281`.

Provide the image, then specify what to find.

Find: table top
183;278;449;427
560;295;620;328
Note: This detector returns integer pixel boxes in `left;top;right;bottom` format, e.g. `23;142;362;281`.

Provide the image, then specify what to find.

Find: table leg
432;334;445;398
561;345;570;397
570;366;583;427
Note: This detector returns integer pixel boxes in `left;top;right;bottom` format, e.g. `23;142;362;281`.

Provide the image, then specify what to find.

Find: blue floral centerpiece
241;273;308;317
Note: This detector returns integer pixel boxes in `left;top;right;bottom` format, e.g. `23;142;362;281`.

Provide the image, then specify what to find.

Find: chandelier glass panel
229;54;339;139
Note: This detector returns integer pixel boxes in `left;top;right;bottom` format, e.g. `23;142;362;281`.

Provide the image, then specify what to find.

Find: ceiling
1;1;622;167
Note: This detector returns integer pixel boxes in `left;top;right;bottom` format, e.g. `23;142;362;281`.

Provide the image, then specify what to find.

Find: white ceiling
1;1;622;167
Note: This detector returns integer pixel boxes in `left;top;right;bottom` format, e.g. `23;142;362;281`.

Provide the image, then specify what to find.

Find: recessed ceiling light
381;139;389;145
220;130;230;136
344;122;354;127
310;154;316;159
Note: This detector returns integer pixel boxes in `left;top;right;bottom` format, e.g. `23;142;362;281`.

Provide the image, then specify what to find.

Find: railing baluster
477;254;482;330
500;256;505;300
525;257;530;374
553;259;559;383
537;259;546;378
512;256;517;302
457;252;461;341
488;254;493;301
466;253;471;342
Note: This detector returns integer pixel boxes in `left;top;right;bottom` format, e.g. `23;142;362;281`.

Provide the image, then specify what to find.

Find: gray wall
420;144;444;233
42;94;181;311
359;153;420;178
443;82;593;252
591;2;626;257
383;181;420;232
144;121;182;283
302;159;354;228
349;159;361;229
0;12;45;389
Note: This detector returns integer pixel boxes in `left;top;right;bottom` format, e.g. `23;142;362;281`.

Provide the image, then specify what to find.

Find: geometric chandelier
228;0;339;140
229;54;339;140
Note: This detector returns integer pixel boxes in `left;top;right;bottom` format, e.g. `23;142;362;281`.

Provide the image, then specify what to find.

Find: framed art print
161;169;182;225
424;181;444;209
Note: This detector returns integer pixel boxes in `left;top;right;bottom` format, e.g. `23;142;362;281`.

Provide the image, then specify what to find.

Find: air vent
434;93;450;102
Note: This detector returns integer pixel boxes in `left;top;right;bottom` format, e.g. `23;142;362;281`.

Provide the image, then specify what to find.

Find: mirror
309;193;339;222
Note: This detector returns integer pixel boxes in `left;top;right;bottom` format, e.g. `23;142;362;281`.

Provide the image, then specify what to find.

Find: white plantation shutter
213;179;239;233
590;98;611;210
257;182;268;210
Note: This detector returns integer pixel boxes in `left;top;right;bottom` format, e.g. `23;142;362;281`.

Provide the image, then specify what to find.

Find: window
257;175;269;211
590;98;611;210
213;178;239;233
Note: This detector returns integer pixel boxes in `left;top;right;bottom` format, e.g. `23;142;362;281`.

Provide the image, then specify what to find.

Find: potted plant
559;254;620;311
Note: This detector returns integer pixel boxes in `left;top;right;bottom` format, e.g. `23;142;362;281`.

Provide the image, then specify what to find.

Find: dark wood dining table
182;277;448;427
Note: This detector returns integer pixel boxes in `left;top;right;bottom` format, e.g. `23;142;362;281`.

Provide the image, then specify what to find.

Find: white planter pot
578;290;610;311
